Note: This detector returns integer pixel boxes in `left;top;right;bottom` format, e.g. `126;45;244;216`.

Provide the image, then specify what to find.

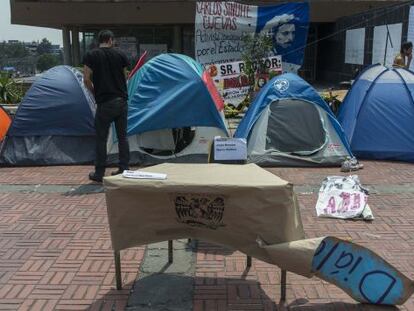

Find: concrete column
62;27;72;65
172;25;182;53
71;27;81;66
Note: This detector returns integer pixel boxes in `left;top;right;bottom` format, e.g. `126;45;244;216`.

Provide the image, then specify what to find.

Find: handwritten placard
312;237;413;305
315;176;372;220
316;189;367;219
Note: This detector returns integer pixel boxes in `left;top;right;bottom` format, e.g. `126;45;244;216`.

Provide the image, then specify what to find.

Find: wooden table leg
114;251;122;290
280;269;287;302
168;240;173;263
246;255;252;267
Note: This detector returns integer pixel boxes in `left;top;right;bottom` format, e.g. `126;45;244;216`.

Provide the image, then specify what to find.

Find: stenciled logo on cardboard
172;194;226;229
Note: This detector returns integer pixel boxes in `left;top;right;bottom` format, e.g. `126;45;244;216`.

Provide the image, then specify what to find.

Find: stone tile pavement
0;161;413;310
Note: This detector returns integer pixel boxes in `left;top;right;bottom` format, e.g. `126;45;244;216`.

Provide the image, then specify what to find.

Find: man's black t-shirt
83;47;129;104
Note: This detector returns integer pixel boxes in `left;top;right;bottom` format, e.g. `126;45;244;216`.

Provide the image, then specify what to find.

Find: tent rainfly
107;53;228;166
235;73;352;167
338;64;414;162
0;66;96;166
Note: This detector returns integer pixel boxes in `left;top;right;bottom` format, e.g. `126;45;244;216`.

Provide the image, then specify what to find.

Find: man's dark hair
401;41;413;54
98;30;114;44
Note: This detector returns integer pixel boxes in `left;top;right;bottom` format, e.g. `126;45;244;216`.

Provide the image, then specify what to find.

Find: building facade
10;0;411;82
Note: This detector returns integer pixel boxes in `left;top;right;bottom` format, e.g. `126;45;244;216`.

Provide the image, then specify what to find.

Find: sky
0;0;62;45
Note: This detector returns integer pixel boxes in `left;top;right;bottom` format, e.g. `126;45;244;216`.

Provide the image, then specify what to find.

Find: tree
36;38;52;55
0;41;29;59
37;54;59;72
240;33;273;107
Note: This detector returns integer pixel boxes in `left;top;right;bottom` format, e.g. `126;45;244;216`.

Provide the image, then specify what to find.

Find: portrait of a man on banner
255;3;310;72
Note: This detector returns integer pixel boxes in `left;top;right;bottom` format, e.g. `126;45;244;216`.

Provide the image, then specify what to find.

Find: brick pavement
0;183;144;310
0;161;413;310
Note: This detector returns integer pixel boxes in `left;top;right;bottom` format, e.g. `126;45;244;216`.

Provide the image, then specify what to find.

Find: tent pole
384;24;394;66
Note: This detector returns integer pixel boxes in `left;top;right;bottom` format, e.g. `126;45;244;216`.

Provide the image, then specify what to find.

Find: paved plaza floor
0;161;413;310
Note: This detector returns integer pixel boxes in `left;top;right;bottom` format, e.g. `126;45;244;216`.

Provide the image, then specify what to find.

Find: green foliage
226;33;273;117
322;92;342;115
37;54;60;72
241;33;273;85
0;72;24;104
0;41;29;59
224;103;245;118
269;70;280;80
36;38;52;55
74;66;84;73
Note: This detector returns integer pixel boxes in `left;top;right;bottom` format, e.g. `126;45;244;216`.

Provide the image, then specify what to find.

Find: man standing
83;30;130;182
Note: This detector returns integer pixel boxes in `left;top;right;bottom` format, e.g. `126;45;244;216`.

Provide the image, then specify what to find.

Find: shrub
0;72;24;105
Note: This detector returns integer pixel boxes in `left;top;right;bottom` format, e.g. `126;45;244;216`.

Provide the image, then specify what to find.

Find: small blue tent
235;73;352;166
107;53;228;165
338;64;414;162
127;53;226;135
0;66;96;165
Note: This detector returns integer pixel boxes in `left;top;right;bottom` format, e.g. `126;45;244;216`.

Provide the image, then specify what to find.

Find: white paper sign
345;28;365;65
372;23;402;67
122;170;167;180
408;6;414;71
214;137;247;161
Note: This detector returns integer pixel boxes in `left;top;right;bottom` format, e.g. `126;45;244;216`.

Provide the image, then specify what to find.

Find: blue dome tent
235;73;352;166
338;64;414;162
0;66;96;165
107;53;228;165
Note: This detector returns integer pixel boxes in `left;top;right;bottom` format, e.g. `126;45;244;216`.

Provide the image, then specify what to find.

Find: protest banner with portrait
195;2;309;70
195;2;309;106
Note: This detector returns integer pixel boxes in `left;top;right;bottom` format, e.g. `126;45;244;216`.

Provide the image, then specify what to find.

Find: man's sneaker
111;168;127;176
350;157;364;169
341;158;359;172
89;172;103;183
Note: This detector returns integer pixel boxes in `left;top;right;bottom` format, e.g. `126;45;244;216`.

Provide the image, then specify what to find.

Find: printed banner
207;56;282;105
209;56;282;79
195;2;309;72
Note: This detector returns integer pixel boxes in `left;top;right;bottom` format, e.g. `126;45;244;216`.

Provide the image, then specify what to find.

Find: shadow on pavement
63;184;104;196
86;274;401;311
